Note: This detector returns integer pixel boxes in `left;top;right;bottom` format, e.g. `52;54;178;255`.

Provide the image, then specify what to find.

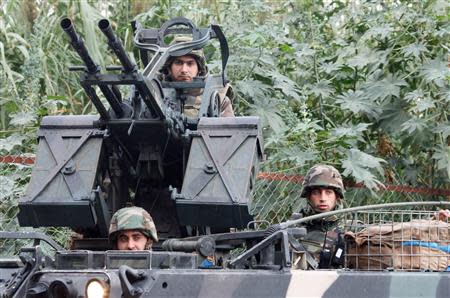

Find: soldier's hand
433;209;450;222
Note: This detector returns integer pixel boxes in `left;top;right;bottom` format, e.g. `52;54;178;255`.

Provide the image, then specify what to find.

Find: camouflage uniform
109;206;158;249
297;164;346;268
160;36;234;117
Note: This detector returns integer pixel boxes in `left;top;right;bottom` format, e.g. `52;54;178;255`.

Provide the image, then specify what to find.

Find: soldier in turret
109;206;158;250
160;36;235;117
296;164;346;268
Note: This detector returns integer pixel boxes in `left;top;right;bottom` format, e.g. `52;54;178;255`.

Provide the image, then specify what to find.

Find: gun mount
17;17;263;242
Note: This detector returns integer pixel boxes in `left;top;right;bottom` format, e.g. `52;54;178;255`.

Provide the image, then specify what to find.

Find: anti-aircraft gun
17;17;264;245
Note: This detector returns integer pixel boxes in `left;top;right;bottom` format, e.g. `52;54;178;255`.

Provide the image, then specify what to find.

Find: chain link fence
251;170;450;228
1;156;450;253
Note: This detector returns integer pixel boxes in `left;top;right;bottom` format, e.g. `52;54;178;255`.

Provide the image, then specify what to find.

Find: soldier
296;164;346;269
109;206;158;250
160;36;235;117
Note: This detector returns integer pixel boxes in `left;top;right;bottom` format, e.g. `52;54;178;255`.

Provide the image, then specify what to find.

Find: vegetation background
0;0;449;249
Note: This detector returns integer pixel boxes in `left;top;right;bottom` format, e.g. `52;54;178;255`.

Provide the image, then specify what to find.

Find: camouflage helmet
109;206;158;243
161;36;208;78
300;164;345;199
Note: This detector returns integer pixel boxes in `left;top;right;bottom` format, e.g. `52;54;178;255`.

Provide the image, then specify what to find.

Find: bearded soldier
160;36;234;118
109;206;158;251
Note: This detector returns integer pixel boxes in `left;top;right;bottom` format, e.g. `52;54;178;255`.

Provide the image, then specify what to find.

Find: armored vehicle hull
3;202;450;297
11;269;450;297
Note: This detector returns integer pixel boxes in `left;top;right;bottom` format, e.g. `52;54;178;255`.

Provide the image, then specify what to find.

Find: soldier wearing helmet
300;164;344;217
296;164;346;269
160;36;234;118
109;206;158;250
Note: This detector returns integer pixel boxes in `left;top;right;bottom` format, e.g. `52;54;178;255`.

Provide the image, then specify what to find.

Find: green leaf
335;44;357;64
308;80;333;99
435;26;450;38
292;120;323;133
0;176;16;200
269;71;301;99
412;98;435;113
402;42;428;59
442;88;450;103
279;43;295;54
400;117;428;134
9;111;37;126
0;42;20;96
404;90;425;102
428;0;449;16
365;74;407;101
0;134;26;152
335;90;381;118
319;61;340;74
362;24;394;40
16;45;29;60
378;99;411;133
331;123;370;140
405;90;436;113
342;149;385;189
433;123;450;140
79;1;106;67
278;148;318;165
236;79;270;99
248;98;287;134
420;59;449;87
346;48;381;68
295;43;315;60
47;95;68;100
5;32;28;45
432;146;450;179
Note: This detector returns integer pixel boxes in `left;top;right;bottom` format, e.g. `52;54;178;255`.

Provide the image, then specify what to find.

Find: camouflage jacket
182;83;235;117
159;72;235;118
297;203;344;265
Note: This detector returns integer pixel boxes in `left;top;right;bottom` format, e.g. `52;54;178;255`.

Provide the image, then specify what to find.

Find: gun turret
18;18;264;245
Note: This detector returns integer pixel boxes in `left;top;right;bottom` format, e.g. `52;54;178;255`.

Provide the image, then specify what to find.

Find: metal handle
118;265;147;298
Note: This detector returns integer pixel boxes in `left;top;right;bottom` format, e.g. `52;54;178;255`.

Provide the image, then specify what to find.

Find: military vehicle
1;17;450;298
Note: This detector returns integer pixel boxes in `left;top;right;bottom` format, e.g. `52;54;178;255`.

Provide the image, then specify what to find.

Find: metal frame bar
229;229;293;269
0;231;64;251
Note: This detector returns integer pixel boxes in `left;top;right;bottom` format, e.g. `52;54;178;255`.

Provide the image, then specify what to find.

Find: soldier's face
308;187;337;213
116;229;152;251
169;55;199;81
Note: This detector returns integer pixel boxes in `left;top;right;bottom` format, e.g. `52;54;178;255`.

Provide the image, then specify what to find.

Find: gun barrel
62;18;124;118
98;19;136;73
162;237;215;257
60;18;98;73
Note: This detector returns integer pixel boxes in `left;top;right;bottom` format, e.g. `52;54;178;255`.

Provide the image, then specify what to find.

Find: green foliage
222;1;449;193
342;149;385;189
433;145;450;179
